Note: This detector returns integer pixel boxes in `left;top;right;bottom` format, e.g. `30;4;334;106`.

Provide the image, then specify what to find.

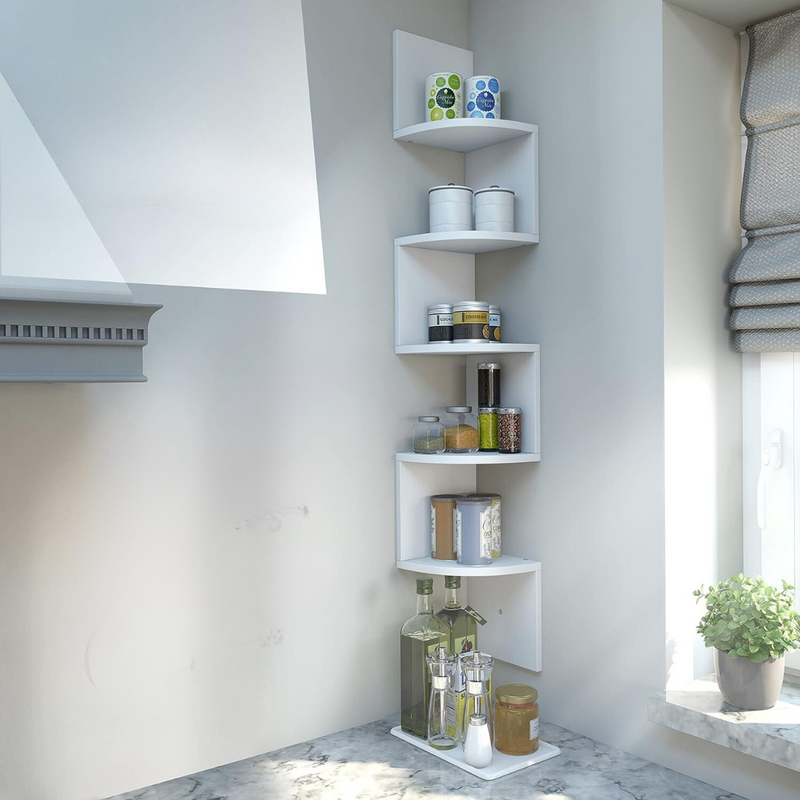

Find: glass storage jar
497;407;522;454
494;684;539;756
478;407;498;451
444;406;479;452
413;416;445;454
477;363;501;407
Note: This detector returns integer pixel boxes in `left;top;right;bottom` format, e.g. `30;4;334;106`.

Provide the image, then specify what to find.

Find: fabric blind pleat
731;10;800;351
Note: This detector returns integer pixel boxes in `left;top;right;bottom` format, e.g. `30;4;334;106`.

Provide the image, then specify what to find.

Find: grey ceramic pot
714;648;785;710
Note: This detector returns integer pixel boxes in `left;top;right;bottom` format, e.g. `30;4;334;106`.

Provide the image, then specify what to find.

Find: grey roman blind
730;9;800;352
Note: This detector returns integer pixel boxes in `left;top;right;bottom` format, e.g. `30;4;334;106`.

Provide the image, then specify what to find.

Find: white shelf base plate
396;451;540;464
397;555;541;577
390;726;560;780
393;119;537;152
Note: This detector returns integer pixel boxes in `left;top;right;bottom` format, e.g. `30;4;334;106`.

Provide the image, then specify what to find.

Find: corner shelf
393;119;538;153
396;343;539;355
0;297;161;382
397;554;540;577
397;451;540;465
396;231;538;253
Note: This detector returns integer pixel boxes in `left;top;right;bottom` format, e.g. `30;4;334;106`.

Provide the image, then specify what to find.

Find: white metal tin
429;184;474;233
474;186;514;232
425;72;463;123
465;76;501;119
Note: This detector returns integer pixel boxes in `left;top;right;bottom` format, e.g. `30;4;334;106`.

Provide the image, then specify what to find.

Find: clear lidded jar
497;407;522;454
494;684;539;756
444;406;479;452
477;363;501;407
413;416;445;454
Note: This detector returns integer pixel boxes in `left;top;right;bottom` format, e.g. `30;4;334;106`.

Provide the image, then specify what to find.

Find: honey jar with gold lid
494;683;539;756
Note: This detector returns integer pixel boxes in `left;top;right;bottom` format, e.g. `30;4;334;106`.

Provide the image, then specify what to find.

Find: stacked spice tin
427;302;501;344
477;362;522;454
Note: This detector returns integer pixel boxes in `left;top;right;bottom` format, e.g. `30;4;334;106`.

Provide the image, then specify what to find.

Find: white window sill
647;674;800;771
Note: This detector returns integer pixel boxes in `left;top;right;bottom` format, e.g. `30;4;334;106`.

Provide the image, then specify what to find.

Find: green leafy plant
694;575;800;663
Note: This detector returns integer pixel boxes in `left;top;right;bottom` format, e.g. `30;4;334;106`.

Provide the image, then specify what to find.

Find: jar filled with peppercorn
497;407;522;454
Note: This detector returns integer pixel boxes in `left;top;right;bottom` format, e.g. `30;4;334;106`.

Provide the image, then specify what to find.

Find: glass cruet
426;646;459;750
460;651;494;746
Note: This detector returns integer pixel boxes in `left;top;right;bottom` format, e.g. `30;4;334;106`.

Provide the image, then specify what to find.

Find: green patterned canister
425;72;463;122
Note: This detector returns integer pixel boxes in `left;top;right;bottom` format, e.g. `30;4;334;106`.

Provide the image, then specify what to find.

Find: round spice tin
465;75;501;119
453;301;490;343
489;305;501;342
428;303;454;343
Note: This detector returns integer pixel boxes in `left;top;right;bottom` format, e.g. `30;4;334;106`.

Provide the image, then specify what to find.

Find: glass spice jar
478;407;498;451
477;363;501;407
413;416;445;454
494;684;539;756
497;407;522;454
444;406;479;452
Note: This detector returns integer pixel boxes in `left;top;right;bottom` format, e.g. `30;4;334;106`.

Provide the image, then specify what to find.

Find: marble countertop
648;674;800;772
109;718;742;800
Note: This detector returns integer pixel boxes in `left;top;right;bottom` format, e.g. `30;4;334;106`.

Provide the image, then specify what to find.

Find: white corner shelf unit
392;30;544;682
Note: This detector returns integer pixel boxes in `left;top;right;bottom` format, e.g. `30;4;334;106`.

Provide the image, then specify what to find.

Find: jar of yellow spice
444;406;479;453
494;684;539;756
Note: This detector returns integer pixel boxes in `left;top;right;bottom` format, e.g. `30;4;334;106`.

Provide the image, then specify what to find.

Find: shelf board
396;451;540;464
396;343;539;356
395;231;538;254
397;554;541;577
393;119;537;152
390;726;560;780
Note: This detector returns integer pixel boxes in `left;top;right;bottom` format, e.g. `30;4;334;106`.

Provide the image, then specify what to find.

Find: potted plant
694;574;800;710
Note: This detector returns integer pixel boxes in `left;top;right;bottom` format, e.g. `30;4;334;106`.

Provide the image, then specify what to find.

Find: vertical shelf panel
466;133;539;238
395;245;474;348
393;30;473;131
467;571;542;672
466;352;541;456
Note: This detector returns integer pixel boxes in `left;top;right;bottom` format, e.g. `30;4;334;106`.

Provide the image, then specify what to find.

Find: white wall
0;2;469;798
663;2;742;686
470;0;668;757
469;2;800;798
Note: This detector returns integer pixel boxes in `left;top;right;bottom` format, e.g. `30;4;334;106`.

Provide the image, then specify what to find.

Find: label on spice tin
491;499;501;558
489;313;501;326
454;508;462;558
530;717;540;741
428;313;453;327
430;505;436;555
453;311;489;325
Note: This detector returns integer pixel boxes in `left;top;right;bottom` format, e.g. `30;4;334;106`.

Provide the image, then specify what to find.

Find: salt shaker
464;713;493;768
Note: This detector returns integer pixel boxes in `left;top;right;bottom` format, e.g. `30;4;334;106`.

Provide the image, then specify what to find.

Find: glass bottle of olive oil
436;575;478;740
400;578;449;738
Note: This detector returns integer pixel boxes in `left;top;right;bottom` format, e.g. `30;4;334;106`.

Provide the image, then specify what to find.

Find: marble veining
648;674;800;772
108;718;742;800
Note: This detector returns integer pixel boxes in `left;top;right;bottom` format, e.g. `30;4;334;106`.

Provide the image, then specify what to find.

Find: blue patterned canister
464;76;501;119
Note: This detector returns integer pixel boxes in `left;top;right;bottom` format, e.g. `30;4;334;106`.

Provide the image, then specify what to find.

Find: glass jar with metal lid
478;407;498;451
413;416;445;454
477;363;501;407
494;684;539;756
453;301;490;343
444;406;479;452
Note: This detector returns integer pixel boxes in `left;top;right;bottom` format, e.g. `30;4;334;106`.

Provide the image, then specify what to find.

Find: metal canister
428;304;454;343
455;496;493;565
453;301;490;343
489;305;501;342
469;492;502;558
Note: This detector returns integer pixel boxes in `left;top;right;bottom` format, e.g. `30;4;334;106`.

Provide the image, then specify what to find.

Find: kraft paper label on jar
453;311;489;325
530;717;540;741
479;506;492;560
455;508;462;558
428;313;453;327
430;505;436;554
